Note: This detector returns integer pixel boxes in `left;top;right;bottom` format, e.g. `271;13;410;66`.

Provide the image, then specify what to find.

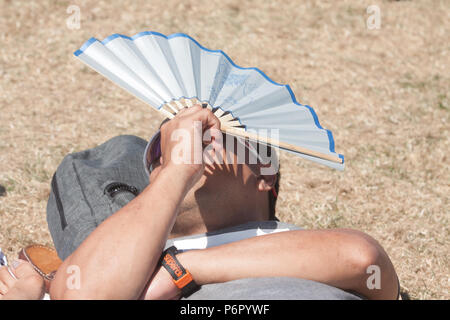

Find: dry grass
0;0;448;299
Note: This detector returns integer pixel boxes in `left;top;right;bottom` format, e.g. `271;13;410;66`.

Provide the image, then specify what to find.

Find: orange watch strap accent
173;270;194;289
160;246;199;297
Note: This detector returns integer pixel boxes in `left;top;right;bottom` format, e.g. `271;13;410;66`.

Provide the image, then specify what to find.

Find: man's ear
256;174;277;192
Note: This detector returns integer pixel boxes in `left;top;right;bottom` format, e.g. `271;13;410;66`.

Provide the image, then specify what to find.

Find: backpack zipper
104;182;139;198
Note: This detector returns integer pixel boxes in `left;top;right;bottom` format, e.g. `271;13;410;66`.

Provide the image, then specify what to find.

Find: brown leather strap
18;245;62;293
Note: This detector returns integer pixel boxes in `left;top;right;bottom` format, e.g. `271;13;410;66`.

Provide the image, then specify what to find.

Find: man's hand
159;104;221;190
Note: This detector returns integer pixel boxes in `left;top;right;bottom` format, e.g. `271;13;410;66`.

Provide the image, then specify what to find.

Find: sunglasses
143;130;278;198
143;130;162;177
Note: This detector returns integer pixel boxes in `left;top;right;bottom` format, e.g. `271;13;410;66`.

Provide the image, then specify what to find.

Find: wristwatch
160;246;200;298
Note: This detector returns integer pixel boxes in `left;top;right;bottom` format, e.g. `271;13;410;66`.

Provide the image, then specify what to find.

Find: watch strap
160;246;199;297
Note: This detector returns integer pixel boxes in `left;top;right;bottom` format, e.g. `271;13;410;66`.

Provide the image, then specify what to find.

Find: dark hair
268;170;280;221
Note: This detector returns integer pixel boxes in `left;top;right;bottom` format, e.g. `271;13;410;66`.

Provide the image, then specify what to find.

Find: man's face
148;134;277;216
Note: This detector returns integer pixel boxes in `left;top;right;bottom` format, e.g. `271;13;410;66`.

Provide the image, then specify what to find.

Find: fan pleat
229;85;292;117
78;40;164;107
133;35;185;100
238;104;316;127
208;55;233;107
199;50;222;103
188;40;202;102
152;36;190;99
214;69;266;111
103;37;173;103
168;37;197;99
281;132;331;147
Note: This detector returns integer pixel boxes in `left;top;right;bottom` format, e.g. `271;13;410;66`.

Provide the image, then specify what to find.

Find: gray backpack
46;135;149;260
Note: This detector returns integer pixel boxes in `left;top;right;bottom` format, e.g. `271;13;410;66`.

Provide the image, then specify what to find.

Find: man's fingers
177;105;220;128
177;104;202;117
170;105;221;136
198;108;221;131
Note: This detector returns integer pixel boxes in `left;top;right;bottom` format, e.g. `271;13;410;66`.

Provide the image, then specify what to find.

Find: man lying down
0;105;399;300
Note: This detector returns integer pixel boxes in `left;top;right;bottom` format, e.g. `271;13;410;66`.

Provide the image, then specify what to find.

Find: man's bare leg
0;260;45;300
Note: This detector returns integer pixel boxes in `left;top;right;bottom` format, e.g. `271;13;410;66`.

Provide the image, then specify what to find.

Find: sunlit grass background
0;0;448;299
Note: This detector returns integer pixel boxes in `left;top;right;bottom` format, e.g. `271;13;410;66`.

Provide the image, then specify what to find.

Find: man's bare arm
50;106;221;299
50;167;189;299
145;229;399;300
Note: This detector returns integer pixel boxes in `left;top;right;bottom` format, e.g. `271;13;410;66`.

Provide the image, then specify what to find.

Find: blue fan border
74;31;343;162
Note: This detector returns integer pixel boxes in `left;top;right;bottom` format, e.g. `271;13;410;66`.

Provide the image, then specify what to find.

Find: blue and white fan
74;32;344;170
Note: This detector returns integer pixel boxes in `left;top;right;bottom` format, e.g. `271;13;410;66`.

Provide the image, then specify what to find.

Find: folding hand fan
74;31;344;170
